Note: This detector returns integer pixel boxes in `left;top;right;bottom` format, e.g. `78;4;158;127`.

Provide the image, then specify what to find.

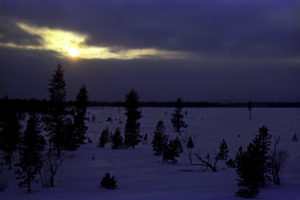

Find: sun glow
67;47;79;57
0;22;184;60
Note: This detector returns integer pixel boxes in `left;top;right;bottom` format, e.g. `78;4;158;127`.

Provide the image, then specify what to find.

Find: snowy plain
1;107;300;200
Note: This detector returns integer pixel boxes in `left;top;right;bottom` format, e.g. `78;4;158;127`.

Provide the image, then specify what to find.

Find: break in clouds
0;0;300;101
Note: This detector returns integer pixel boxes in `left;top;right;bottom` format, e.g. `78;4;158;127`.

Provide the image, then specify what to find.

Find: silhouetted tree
171;97;187;133
43;64;68;187
152;120;168;156
235;146;260;198
71;85;88;148
271;136;288;185
45;63;68;157
124;89;142;148
100;172;117;189
187;136;194;165
163;137;183;163
0;109;21;169
218;139;229;160
235;125;272;198
15;113;45;193
98;127;110;148
111;128;123;149
248;101;252;120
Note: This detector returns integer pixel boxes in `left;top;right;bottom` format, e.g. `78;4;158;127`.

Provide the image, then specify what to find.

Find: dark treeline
1;98;300;114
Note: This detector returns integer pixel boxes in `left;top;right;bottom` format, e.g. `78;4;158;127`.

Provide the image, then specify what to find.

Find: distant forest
1;97;300;114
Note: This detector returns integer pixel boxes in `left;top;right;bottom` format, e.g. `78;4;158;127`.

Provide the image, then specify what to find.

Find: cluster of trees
0;64;89;193
233;126;288;198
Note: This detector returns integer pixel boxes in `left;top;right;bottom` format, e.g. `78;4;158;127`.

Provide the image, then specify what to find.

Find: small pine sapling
292;133;298;142
98;127;110;148
187;136;194;165
162;137;183;163
218;139;229;160
151;120;168;156
111;128;124;149
100;172;117;189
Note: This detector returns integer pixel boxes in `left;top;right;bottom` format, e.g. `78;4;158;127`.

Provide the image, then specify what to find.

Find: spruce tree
45;63;68;157
218;139;229;160
0;109;21;169
162;137;183;163
171;97;187;133
15;113;45;193
98;127;110;148
43;64;68;187
124;89;142;148
72;85;88;148
151;120;168;156
111;128;123;149
235;125;272;197
187;136;194;164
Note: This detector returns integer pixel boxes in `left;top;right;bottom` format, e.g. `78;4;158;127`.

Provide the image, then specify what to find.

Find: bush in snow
271;136;288;185
100;172;117;189
292;133;298;142
98;127;110;148
218;139;229;160
152;120;168;156
162;137;183;163
111;128;123;149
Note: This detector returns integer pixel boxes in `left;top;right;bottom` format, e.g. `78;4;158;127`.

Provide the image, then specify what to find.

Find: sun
66;47;79;57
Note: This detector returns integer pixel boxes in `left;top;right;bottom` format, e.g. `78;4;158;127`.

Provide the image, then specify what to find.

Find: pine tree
251;125;272;186
124;89;142;148
171;97;187;133
187;136;194;165
43;64;68;187
218;139;229;160
235;146;260;198
15;113;45;193
98;127;110;148
151;120;168;156
235;125;272;197
45;63;68;157
162;137;183;163
111;128;123;149
0;109;21;169
100;172;117;189
72;85;88;147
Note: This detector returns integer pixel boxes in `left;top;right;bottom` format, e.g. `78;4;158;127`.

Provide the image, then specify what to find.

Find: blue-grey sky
0;0;299;101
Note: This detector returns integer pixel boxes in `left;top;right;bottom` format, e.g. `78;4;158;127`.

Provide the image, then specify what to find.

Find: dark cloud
0;0;299;101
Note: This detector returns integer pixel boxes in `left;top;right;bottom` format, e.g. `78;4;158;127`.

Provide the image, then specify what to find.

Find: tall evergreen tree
72;85;88;148
152;120;168;156
43;64;68;187
235;125;272;198
124;89;142;148
45;63;68;157
171;97;187;133
15;113;45;193
0;109;21;169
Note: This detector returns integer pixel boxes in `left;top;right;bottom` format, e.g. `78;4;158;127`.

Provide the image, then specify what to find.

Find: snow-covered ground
1;107;300;199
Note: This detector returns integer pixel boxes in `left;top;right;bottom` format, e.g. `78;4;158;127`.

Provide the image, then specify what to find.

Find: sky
0;0;299;102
